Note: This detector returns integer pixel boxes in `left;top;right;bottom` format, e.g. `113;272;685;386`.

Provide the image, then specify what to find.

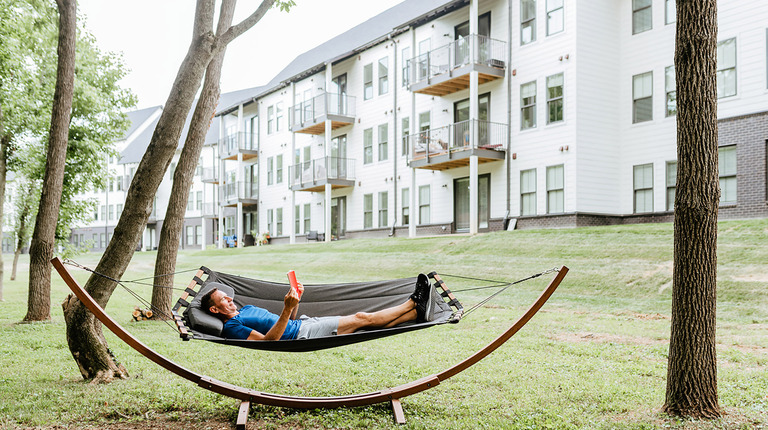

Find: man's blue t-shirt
222;305;301;340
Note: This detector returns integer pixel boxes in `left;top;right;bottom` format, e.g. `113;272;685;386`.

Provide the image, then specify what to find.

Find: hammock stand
52;257;568;427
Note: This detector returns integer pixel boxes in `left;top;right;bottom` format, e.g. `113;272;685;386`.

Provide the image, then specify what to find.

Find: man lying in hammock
201;275;435;341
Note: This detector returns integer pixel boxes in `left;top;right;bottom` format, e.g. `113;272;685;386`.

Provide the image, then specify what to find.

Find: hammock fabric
172;267;462;352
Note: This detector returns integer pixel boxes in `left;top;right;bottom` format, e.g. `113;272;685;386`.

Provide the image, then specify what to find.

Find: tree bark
24;0;77;322
0;114;7;302
63;0;278;382
152;1;235;318
663;0;721;419
12;182;35;281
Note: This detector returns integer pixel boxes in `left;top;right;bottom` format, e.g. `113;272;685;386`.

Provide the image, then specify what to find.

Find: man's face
209;289;238;316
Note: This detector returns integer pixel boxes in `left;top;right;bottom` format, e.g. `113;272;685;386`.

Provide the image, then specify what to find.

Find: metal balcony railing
288;156;356;188
202;202;219;217
408;119;508;161
290;93;356;129
201;167;218;183
220;132;258;159
407;34;507;86
220;181;258;204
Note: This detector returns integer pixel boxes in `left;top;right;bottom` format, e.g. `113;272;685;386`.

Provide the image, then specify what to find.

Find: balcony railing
289;156;356;190
202;202;219;218
201;167;219;184
408;119;508;161
220;181;258;205
407;35;506;95
220;132;258;160
290;93;356;134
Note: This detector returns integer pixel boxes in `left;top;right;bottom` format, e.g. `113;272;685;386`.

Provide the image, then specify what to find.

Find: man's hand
284;282;303;310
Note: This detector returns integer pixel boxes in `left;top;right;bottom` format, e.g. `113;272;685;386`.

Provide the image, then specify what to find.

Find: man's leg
337;299;416;335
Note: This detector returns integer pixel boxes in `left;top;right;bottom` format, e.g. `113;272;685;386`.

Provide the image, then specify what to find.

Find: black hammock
172;267;464;353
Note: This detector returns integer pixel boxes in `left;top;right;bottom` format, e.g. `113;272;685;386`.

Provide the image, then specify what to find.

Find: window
116;204;123;218
276;208;283;236
187;192;194;211
109;205;114;221
401;47;410;87
546;73;563;124
632;0;652;34
195;225;202;245
665;0;676;24
109;179;114;192
633;72;653;123
717;38;736;98
295;205;301;234
401;117;410;156
378;57;388;95
196;191;202;210
100;233;106;248
633;163;654;213
520;169;537;216
402;188;410;225
186;226;194;246
92;234;98;248
276;102;284;132
303;203;311;233
267;209;274;235
521;81;537;129
666;161;677;211
101;205;106;221
94;208;98;220
378;191;388;227
546;0;563;36
665;66;676;117
116;176;123;191
419;185;431;224
267;157;274;185
546;165;564;213
378;124;388;161
363;63;373;100
363;194;373;228
521;0;536;45
267;105;274;134
276;154;283;184
719;146;737;205
363;128;373;164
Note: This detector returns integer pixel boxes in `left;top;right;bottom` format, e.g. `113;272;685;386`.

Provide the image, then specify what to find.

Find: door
453;93;490;148
454;12;491;67
454;174;490;231
331;74;347;115
331;196;346;239
331;135;347;178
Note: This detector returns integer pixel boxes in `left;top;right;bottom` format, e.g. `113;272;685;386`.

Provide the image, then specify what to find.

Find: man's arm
246;285;302;341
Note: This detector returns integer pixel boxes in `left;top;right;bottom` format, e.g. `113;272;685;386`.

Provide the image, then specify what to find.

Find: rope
450;267;560;319
63;259;182;332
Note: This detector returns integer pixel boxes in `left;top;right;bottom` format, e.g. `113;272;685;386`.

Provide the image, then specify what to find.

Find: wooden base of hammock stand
52;257;567;427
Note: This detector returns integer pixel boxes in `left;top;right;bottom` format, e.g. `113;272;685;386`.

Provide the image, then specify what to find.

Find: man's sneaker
410;274;435;322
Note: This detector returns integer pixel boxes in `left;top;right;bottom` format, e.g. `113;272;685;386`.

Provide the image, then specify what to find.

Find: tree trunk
152;2;235;318
12;249;21;281
0;116;7;302
24;0;77;322
12;184;34;281
663;0;721;419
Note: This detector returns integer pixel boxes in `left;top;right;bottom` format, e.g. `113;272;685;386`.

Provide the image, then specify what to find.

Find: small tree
10;178;40;280
663;0;721;418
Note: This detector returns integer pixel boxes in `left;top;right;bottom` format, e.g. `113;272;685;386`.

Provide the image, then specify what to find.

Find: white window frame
378;123;388;162
363;63;373;100
378;56;388;95
546;0;564;36
633;163;654;213
717;38;737;98
363;193;373;228
378;191;388;228
546;165;564;214
666;161;677;211
520;169;537;216
718;145;737;205
521;81;537;130
546;73;563;124
521;0;536;45
665;66;676;117
633;71;653;123
419;185;431;224
363;128;373;164
632;0;652;34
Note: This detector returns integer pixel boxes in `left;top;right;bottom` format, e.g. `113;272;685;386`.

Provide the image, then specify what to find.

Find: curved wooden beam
52;258;566;413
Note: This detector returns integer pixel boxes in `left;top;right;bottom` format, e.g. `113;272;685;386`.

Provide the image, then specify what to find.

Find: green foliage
0;0;136;248
274;0;296;13
0;220;766;428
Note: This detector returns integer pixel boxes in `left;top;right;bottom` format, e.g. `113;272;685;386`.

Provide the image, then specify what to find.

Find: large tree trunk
663;0;721;419
152;2;235;318
63;0;276;382
0;115;7;302
24;0;77;322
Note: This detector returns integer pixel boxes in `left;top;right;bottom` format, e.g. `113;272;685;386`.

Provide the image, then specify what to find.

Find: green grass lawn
1;220;766;429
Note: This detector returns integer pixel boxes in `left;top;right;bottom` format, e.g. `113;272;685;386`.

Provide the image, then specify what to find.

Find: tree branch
217;0;275;47
192;0;216;38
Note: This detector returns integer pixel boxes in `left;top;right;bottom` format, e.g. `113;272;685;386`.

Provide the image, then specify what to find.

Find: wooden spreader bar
52;257;567;427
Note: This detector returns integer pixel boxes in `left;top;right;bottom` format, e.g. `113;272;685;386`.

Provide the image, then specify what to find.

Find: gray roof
216;0;463;114
123;106;162;140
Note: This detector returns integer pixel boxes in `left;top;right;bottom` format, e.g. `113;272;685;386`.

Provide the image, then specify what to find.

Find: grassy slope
0;219;766;429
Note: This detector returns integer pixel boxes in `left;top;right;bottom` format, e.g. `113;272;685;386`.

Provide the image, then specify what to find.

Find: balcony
201;167;219;184
288;156;356;192
290;93;356;135
407;119;507;170
220;132;258;161
407;35;506;97
220;181;258;207
202;202;219;218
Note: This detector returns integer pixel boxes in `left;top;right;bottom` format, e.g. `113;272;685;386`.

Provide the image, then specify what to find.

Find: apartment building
63;0;768;252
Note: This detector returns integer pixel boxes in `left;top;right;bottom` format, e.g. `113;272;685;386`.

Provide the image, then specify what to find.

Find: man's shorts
296;315;340;339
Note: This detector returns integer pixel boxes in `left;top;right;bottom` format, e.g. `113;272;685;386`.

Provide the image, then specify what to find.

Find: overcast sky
78;0;405;110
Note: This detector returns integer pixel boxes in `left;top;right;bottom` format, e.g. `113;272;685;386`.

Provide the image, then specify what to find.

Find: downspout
505;0;513;228
389;33;398;237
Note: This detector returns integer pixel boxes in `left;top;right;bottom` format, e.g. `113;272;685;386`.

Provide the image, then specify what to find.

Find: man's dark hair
200;287;219;315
